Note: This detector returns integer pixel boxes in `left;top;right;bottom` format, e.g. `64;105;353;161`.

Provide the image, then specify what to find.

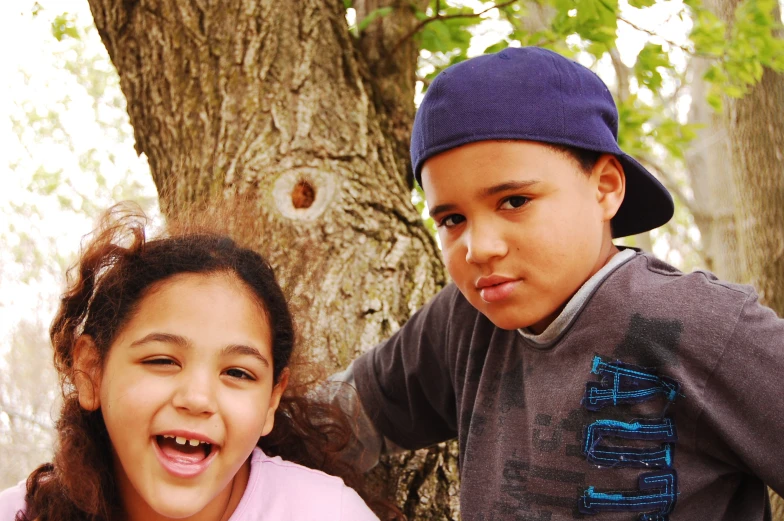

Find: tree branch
617;15;695;56
382;0;520;64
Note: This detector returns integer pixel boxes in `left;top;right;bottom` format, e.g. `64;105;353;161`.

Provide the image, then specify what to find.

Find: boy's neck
528;242;621;335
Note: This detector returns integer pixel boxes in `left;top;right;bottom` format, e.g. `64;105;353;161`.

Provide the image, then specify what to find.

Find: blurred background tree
0;0;781;518
0;0;157;489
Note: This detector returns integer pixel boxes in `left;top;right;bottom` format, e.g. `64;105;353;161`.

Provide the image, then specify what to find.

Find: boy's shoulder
619;250;756;305
600;251;771;348
0;481;26;520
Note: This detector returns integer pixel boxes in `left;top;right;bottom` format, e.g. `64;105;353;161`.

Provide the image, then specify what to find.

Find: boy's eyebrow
428;202;457;218
129;333;270;367
429;180;541;218
479;180;540;197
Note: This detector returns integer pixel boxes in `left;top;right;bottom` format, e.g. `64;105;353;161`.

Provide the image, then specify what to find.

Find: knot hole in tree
292;180;316;209
272;169;336;222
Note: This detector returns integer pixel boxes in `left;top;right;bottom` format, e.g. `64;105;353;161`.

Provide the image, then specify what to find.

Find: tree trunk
86;0;459;517
684;56;745;282
723;66;784;310
712;0;784;515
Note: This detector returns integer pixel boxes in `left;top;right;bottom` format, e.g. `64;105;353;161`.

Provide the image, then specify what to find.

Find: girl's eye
439;214;466;228
500;195;529;210
224;368;256;381
142;358;178;366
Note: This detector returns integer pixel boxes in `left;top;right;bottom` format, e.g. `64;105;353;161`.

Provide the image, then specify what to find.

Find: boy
343;47;784;520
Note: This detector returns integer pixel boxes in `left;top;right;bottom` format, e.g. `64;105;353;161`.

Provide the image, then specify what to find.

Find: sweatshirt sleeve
353;284;460;451
340;486;379;521
0;482;26;521
696;291;784;495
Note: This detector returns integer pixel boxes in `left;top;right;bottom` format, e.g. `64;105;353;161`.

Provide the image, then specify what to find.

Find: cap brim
613;154;674;238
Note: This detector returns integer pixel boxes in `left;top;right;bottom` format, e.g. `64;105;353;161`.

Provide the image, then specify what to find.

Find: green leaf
553;0;619;45
483;40;510;54
51;13;80;41
634;43;673;90
628;0;656;7
706;89;724;112
356;6;393;32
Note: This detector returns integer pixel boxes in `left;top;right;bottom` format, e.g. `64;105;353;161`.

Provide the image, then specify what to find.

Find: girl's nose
171;370;217;416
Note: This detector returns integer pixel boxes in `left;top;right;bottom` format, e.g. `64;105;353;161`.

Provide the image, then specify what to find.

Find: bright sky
0;0;156;356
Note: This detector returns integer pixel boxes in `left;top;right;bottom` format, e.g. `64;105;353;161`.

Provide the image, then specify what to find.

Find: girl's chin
140;487;221;519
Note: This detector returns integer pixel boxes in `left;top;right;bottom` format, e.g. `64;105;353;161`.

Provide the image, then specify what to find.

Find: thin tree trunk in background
86;0;460;517
712;0;784;515
684;57;744;282
607;48;653;253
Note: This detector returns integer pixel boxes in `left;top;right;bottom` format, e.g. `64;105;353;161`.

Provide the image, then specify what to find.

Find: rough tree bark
86;0;460;518
722;64;784;311
711;0;784;516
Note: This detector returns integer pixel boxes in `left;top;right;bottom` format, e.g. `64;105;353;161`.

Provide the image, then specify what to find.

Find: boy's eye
439;214;466;228
224;368;256;381
500;196;529;210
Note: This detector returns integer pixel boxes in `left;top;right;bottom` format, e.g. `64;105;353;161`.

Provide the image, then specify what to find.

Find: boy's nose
465;225;507;264
171;370;218;416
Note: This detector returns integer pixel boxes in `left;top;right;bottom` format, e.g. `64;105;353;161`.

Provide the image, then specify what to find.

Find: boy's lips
475;275;521;303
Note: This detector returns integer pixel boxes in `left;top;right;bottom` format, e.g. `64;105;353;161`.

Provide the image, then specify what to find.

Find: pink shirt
0;448;378;520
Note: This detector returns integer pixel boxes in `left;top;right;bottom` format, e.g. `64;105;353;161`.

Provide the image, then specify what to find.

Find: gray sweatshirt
353;251;784;520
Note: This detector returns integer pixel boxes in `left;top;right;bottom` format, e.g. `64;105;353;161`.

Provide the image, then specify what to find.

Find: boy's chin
483;309;556;333
484;313;535;332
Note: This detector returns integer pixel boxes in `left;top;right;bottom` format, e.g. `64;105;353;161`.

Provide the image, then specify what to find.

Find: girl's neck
119;458;251;521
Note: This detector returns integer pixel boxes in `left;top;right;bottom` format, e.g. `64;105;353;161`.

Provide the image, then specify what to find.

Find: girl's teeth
168;436;204;446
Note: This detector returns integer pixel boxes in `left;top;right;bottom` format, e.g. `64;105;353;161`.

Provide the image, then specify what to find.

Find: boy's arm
696;291;784;494
327;362;402;473
331;284;461;470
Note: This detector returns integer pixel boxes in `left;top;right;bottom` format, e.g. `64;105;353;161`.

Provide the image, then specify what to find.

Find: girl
0;204;395;521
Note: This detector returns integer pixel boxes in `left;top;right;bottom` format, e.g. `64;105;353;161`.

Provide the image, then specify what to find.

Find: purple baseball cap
411;47;674;238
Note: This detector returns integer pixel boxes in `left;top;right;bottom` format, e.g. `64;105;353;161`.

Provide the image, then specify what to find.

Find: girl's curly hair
20;203;402;521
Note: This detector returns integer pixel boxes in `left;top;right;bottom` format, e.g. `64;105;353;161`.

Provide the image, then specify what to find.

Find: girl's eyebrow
221;344;270;368
129;333;270;367
130;332;188;348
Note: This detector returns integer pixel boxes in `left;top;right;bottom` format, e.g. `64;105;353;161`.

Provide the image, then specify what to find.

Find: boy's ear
73;335;102;411
261;368;290;437
592;154;626;221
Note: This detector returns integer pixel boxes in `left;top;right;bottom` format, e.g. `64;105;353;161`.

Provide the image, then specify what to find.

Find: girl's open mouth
153;435;218;478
